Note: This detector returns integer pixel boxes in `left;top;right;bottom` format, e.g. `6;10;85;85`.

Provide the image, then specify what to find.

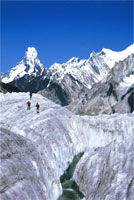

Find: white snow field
0;92;134;200
98;43;134;68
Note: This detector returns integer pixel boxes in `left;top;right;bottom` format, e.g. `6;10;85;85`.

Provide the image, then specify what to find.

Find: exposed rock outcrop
67;54;134;115
0;81;19;93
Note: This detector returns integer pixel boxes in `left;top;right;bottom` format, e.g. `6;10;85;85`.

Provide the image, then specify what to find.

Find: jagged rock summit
1;44;134;106
2;47;44;84
2;44;134;85
1;47;47;92
24;47;43;71
67;53;134;115
41;44;134;106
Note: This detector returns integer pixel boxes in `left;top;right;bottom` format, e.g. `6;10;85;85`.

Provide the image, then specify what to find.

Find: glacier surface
74;136;134;200
0;92;134;200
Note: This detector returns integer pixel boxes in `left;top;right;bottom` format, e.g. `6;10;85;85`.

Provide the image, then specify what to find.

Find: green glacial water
58;152;84;200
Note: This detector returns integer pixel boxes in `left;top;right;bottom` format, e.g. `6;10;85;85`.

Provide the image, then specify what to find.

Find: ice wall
74;136;134;200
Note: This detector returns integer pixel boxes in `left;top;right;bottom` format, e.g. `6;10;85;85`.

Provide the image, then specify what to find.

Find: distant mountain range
1;44;134;112
67;54;134;115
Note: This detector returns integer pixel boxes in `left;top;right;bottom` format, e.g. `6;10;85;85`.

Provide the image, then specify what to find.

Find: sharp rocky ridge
67;53;134;115
2;47;44;83
1;47;48;93
1;44;134;106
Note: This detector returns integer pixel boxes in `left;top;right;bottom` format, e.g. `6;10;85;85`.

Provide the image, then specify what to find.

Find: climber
30;92;32;100
27;101;31;110
36;103;40;113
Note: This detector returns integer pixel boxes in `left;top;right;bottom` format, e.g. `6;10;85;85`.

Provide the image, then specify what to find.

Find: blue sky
1;0;133;73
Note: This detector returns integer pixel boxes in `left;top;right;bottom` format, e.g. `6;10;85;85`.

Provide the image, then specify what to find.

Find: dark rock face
38;80;69;106
0;81;19;93
0;128;46;200
39;74;89;106
128;89;134;112
8;71;48;93
67;54;134;115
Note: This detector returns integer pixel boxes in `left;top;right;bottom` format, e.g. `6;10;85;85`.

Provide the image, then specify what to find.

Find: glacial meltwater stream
58;152;84;200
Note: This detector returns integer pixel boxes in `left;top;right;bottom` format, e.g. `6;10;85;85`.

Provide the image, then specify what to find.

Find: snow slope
0;92;134;200
98;43;134;68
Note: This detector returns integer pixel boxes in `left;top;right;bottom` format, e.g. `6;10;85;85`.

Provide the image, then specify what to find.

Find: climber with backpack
36;103;40;113
27;101;31;110
29;92;32;100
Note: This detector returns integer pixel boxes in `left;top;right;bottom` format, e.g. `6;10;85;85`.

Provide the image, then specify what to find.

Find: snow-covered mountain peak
98;44;134;68
101;44;134;59
24;47;41;66
2;47;44;84
67;57;80;64
49;57;84;75
89;50;97;59
25;47;38;59
1;44;134;94
49;62;62;73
